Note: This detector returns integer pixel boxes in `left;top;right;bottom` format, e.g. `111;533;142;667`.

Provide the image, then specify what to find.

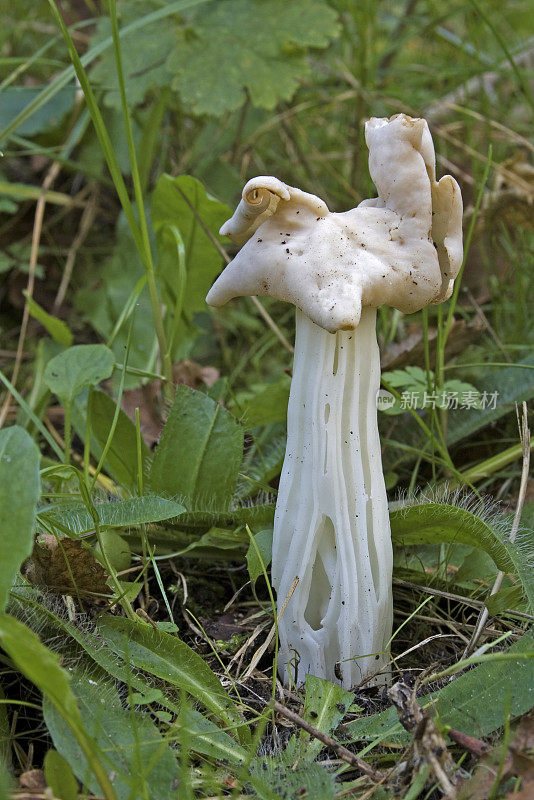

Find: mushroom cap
207;114;463;333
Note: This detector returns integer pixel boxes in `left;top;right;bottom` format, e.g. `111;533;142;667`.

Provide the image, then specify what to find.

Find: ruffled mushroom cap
207;114;463;333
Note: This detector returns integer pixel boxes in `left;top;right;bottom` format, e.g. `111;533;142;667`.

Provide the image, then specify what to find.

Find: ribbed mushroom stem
272;307;393;689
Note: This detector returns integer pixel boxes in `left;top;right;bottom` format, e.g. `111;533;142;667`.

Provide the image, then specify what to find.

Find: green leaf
173;526;249;558
347;630;534;744
43;345;114;405
151;174;230;318
391;502;534;612
148;385;244;510
94;532;131;573
10;590;245;766
88;390;151;490
44;672;179;800
391;503;514;571
90;0;177;109
38;496;186;536
246;529;273;584
166;0;340;115
96;617;249;740
299;674;353;760
239;376;291;428
447;354;534;444
0;86;75;137
0;615;117;800
177;708;247;764
250;739;335;800
23;292;73;347
0;427;40;612
44;750;78;800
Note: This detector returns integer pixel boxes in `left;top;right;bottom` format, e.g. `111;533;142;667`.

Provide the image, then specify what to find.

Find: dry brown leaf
18;770;46;791
25;534;110;595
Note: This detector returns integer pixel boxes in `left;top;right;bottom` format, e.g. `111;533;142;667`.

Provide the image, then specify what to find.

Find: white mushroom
207;114;463;688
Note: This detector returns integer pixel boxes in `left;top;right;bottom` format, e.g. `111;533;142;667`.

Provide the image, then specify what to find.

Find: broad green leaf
38;496;186;536
0;615;116;800
0;427;40;611
167;0;340;115
151;174;230;318
239;376;291;428
177;708;247;764
10;591;182;716
90;0;177;109
44;672;179;800
88;390;151;490
43;345;114;405
44;750;78;800
24;292;73;347
391;503;514;571
347;631;534;744
9;591;245;765
148;385;244;510
246;529;273;584
97;617;249;741
299;675;353;760
390;502;534;612
447;354;534;444
0;86;75;137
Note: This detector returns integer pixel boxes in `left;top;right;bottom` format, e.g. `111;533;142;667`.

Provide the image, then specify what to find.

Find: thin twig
53;185;98;312
273;700;384;781
463;402;531;657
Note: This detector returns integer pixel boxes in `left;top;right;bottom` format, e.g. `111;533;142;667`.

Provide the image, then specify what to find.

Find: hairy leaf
97;617;249;740
391;502;534;611
0;615;115;799
38;496;186;536
347;631;534;743
44;672;179;800
148;385;243;510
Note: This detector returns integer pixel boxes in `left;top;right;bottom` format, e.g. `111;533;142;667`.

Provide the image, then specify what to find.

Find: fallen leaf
18;770;46;791
25;534;110;595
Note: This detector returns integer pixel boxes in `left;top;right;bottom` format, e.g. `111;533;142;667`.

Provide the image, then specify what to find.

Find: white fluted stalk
272;308;392;689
